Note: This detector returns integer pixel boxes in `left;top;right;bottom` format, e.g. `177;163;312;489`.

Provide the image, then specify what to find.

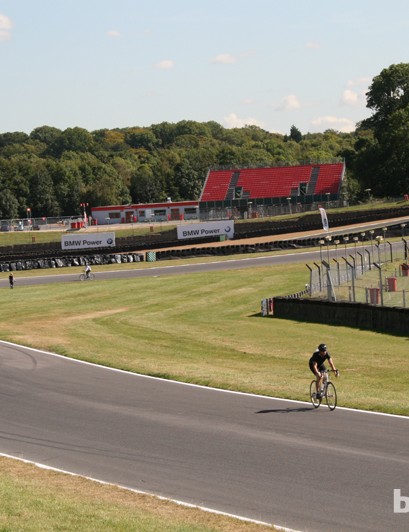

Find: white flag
319;207;329;231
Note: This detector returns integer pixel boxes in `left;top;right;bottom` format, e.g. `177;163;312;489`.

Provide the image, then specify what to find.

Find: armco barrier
271;297;409;336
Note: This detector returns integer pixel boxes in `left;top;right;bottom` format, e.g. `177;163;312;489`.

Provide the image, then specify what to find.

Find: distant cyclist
309;343;338;398
84;265;92;279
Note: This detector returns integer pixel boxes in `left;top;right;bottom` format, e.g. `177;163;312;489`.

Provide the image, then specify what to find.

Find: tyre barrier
0;253;145;272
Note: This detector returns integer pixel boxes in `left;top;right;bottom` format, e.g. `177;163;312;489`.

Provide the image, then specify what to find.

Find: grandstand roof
199;162;345;202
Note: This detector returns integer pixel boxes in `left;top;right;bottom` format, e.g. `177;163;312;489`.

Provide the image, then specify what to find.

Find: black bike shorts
309;362;326;375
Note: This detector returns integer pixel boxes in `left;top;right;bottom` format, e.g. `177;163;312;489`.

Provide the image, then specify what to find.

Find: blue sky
1;0;409;135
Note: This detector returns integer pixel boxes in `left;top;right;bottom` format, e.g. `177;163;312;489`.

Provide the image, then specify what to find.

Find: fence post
348;254;357;279
365;248;372;270
313;262;322;292
402;238;408;262
305;264;313;295
373;262;384;306
344;258;356;302
387;241;393;263
332;258;341;285
357;251;364;275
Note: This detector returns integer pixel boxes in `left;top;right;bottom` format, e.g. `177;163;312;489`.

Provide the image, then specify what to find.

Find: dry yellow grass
0;457;276;531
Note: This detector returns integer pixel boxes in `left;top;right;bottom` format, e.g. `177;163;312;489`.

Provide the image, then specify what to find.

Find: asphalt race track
0;243;391;288
0;341;408;531
0;250;319;288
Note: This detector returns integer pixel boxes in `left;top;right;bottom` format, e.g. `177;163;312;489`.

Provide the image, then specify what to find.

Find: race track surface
1;342;408;531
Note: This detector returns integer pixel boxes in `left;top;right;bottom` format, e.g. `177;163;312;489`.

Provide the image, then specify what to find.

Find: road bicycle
79;272;95;281
310;369;339;411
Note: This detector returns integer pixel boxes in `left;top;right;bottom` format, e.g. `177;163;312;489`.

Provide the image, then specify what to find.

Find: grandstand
199;162;345;208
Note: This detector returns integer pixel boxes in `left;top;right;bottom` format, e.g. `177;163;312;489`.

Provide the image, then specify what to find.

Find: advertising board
177;221;234;240
61;232;116;250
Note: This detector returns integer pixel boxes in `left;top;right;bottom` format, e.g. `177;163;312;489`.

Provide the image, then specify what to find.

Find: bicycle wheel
79;274;85;281
325;382;337;411
88;273;95;280
310;380;321;408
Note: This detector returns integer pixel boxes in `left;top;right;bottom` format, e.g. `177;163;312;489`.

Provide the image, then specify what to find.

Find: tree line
0;63;408;219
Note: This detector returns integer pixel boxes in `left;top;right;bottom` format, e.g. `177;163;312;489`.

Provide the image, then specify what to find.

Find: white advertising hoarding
177;221;234;240
61;232;116;250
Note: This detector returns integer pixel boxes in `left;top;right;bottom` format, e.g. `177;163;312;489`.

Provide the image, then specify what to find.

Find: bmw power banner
177;221;234;240
61;232;116;250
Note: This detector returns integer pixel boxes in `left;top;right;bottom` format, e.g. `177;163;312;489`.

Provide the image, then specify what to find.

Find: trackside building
91;201;199;225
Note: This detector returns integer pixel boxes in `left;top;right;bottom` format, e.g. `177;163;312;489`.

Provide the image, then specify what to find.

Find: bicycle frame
310;369;338;411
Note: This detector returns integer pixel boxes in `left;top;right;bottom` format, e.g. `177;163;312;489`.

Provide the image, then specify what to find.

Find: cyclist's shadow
256;406;314;414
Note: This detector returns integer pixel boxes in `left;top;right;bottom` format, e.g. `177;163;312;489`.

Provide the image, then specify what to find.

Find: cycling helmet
318;343;327;351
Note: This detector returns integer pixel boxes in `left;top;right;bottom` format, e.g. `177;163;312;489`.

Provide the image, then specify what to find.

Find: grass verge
0;457;274;531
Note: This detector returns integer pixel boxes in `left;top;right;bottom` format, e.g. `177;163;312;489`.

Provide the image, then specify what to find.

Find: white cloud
107;29;121;38
154;60;175;70
0;13;12;41
341;89;359;106
347;76;371;88
211;53;237;65
222;112;264;129
306;41;320;49
275;94;301;111
311;115;355;133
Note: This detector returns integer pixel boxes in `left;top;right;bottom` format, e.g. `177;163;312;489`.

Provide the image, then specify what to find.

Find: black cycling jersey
309;350;331;373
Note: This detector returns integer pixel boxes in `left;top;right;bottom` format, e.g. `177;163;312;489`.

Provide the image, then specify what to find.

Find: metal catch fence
306;240;409;307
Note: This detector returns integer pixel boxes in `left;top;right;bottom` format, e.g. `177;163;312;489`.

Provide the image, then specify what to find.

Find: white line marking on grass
0;452;301;532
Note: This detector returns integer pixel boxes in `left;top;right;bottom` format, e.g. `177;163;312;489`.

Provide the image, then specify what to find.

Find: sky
1;0;409;136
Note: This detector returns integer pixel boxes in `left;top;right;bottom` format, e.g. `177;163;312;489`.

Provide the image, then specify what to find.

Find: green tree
364;63;409;128
289;125;302;143
0;188;19;219
130;164;164;203
357;63;409;196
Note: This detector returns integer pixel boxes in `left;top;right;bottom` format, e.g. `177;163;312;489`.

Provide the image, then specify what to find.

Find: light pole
401;223;407;238
26;207;31;229
326;192;330;208
287;197;292;215
364;188;371;202
80;202;89;227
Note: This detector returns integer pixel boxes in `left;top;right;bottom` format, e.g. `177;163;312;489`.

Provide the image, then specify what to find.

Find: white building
91;200;199;225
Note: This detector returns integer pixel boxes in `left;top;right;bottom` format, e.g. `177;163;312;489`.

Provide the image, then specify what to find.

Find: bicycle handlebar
321;369;340;376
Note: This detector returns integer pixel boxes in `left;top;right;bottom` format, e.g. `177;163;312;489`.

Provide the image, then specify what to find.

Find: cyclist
309;343;338;398
84;264;92;279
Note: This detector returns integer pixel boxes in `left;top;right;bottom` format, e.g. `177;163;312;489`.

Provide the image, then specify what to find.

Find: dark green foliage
354;63;409;197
